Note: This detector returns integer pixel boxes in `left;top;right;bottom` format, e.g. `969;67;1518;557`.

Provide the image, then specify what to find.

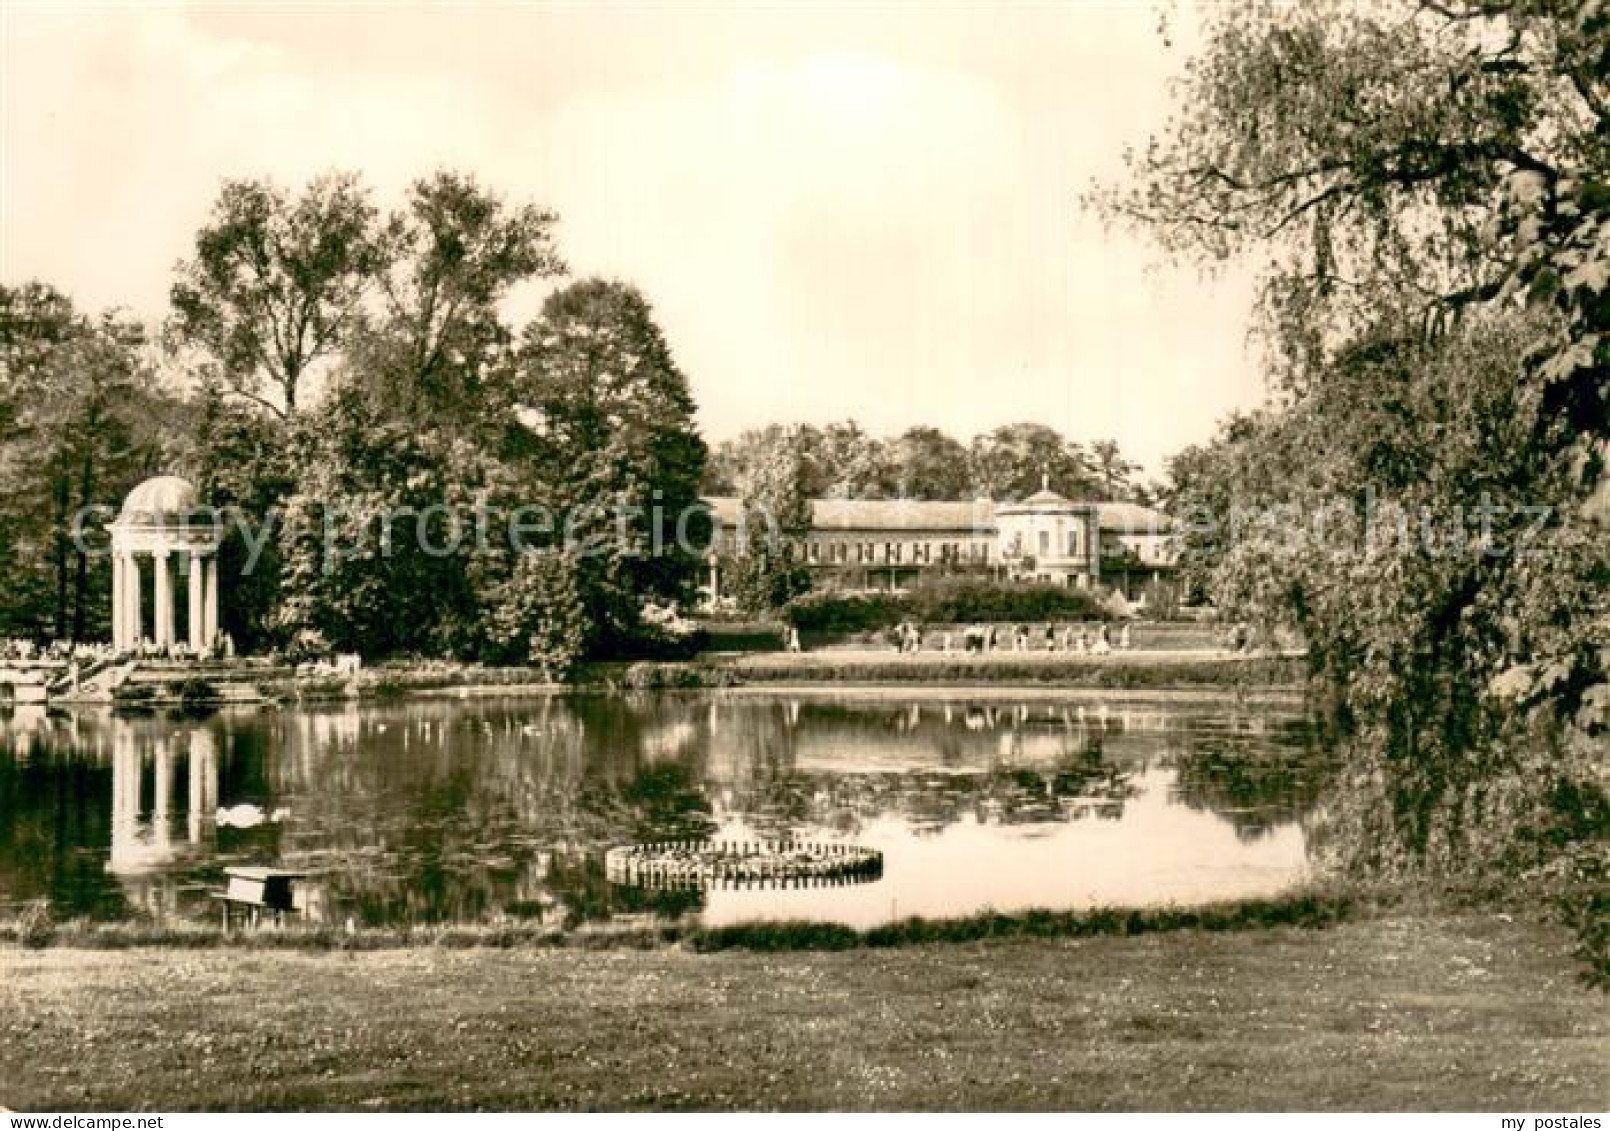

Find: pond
0;690;1328;931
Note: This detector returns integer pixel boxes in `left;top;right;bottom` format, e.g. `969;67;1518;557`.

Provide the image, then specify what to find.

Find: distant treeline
704;421;1151;504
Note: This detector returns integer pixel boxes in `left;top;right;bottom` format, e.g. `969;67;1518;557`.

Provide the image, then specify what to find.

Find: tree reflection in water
727;736;1139;836
0;693;1325;930
1169;719;1335;842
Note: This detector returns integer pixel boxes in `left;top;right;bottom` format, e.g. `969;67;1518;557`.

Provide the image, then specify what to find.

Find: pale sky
0;0;1264;477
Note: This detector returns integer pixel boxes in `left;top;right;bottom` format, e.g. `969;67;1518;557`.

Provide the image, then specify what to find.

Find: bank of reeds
687;892;1354;952
0;915;673;952
1;889;1353;953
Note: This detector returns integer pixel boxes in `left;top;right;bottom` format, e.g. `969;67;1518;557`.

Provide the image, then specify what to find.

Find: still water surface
0;691;1326;929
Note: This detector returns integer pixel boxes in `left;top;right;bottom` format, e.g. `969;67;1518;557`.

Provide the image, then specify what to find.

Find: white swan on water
215;804;291;828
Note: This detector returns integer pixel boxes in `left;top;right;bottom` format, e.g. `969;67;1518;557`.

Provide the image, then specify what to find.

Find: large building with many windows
702;485;1176;600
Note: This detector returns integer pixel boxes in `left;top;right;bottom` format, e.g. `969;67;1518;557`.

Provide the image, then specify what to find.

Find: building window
1038;530;1050;557
1067;529;1081;556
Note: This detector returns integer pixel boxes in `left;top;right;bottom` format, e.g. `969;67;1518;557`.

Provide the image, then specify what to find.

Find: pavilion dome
118;475;199;525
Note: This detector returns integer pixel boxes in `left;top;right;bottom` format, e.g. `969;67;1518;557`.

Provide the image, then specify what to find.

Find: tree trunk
70;452;96;643
51;476;70;641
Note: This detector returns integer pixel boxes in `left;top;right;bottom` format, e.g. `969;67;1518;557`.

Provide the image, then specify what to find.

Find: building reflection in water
0;693;1321;930
107;722;218;917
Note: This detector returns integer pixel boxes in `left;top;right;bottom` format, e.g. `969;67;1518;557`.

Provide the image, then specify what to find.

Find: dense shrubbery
171;677;221;713
293;676;351;700
16;899;55;949
781;590;903;633
697;621;785;653
1100;0;1610;961
782;579;1106;633
1563;890;1609;990
110;683;156;711
609;661;739;690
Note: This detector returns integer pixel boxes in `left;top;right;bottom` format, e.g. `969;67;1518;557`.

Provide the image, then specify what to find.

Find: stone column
188;551;204;653
203;556;219;651
153;549;172;649
126;554;143;649
112;552;126;651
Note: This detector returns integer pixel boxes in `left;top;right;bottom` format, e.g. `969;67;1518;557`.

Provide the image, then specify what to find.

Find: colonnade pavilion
108;475;222;654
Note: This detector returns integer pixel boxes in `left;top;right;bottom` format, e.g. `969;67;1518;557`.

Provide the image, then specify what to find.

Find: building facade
702;486;1176;602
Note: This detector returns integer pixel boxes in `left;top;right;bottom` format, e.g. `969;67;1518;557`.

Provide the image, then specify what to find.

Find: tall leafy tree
1161;411;1272;602
361;171;564;420
265;174;565;659
506;278;709;651
0;285;169;641
186;385;299;652
727;426;813;613
887;425;972;499
1098;0;1610;884
704;425;793;496
967;423;1095;500
170;173;386;417
806;420;893;499
271;387;487;657
1087;438;1141;501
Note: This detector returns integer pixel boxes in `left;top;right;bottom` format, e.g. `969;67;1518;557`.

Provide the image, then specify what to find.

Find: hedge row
782;578;1109;633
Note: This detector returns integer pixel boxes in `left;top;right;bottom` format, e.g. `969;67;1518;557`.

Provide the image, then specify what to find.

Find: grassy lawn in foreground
1;913;1604;1111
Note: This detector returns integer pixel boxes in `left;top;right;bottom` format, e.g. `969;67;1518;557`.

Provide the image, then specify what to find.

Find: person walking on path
1092;623;1112;655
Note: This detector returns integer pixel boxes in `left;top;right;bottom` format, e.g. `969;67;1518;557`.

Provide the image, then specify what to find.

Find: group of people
892;620;1133;655
0;637;118;664
120;633;236;663
293;653;363;678
1;633;242;665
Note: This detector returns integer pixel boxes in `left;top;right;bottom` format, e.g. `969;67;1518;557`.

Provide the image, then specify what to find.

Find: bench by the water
214;865;309;928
